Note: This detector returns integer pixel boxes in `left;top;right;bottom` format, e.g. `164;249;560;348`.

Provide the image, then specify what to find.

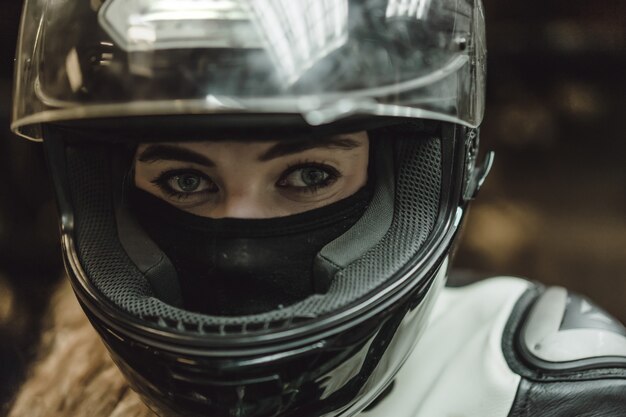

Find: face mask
128;186;372;316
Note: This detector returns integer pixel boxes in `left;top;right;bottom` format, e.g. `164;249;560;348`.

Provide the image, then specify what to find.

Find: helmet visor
13;0;486;140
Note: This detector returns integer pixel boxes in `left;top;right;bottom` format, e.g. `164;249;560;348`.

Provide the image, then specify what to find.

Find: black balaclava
129;184;372;316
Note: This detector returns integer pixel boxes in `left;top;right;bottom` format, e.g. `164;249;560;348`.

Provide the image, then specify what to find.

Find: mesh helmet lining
315;135;395;275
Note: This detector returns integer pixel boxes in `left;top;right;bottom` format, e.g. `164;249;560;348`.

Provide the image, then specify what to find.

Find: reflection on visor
100;0;349;84
386;0;433;19
100;0;262;50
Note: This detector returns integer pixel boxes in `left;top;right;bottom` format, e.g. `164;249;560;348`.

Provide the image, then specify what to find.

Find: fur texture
8;280;156;417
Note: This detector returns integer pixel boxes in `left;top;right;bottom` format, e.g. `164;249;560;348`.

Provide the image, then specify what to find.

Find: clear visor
12;0;486;141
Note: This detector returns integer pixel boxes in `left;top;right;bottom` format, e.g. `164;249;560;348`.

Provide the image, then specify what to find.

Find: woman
9;0;625;416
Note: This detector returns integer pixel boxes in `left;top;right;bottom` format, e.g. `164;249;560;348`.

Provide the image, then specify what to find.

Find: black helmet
12;1;492;416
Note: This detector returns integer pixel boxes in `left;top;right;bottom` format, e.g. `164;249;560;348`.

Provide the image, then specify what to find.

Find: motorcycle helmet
12;0;492;416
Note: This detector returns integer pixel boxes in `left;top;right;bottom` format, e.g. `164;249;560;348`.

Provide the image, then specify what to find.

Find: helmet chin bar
45;121;477;417
327;258;449;417
63;224;450;417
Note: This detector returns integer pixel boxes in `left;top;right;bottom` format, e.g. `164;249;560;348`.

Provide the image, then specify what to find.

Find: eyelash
279;161;341;193
150;168;215;200
149;162;341;199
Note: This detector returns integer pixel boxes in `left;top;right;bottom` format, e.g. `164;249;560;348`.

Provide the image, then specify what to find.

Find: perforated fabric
66;136;442;333
67;146;154;303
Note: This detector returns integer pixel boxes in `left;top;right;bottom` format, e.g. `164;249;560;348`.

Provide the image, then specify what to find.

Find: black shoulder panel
503;286;626;417
508;378;626;417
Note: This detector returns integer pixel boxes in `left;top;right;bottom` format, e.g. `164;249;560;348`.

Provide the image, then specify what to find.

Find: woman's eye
152;170;217;197
171;173;204;192
278;165;338;190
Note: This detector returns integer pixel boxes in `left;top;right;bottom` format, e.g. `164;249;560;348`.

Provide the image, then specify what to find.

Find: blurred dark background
0;0;624;413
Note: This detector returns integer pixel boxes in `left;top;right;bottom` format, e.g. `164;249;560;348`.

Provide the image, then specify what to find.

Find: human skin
133;131;369;218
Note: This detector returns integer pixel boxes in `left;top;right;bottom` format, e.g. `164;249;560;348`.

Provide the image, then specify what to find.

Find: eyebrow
258;136;362;161
136;136;363;166
137;144;215;167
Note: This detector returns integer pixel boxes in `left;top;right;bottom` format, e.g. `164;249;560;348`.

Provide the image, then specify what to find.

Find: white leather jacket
361;277;626;417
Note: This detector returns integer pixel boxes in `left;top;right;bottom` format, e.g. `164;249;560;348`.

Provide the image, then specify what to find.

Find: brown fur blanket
8;280;156;417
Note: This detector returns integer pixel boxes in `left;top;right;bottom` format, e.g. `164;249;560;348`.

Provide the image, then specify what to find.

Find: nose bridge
219;191;264;218
210;145;268;218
